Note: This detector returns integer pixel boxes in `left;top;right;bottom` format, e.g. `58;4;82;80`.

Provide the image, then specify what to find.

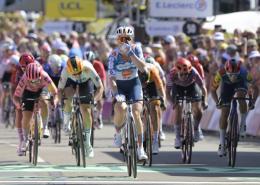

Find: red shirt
93;60;106;82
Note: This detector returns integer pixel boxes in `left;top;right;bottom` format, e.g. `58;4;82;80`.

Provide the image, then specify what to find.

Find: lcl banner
45;0;96;21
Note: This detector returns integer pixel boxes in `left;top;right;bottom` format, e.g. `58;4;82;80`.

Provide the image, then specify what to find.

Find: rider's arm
13;74;27;108
194;69;208;103
57;68;68;101
119;43;147;73
165;71;174;104
150;66;166;102
211;72;221;104
107;54;118;96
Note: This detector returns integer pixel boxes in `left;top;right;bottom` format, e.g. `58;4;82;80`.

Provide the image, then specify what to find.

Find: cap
247;39;257;47
249;50;260;59
163;35;176;44
213;32;224;41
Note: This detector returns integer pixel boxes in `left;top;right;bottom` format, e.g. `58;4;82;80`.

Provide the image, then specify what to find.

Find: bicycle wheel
185;115;193;164
230;112;239;168
129;118;137;178
123;125;132;177
71;114;80;166
28;139;32;163
55;108;62;144
143;107;153;166
32;114;39;166
181;118;186;163
91;123;94;147
76;111;86;168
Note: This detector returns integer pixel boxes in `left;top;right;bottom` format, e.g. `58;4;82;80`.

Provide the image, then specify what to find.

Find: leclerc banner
149;0;213;18
45;0;96;21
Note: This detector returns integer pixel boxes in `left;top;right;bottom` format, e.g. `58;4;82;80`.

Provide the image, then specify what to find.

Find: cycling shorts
143;81;158;99
171;83;202;102
116;77;143;101
22;89;43;111
220;80;248;106
65;78;94;104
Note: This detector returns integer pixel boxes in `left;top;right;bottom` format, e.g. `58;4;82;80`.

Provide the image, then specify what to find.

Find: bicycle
64;87;94;168
142;96;162;167
23;98;45;166
90;102;98;147
176;94;197;164
120;98;141;178
2;82;15;129
225;96;252;168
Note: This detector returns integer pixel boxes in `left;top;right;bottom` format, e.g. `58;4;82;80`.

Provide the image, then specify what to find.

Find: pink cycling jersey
14;71;52;97
167;67;204;89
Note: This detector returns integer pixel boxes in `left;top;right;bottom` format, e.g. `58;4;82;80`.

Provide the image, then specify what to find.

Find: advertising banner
145;19;184;36
45;0;96;21
149;0;213;18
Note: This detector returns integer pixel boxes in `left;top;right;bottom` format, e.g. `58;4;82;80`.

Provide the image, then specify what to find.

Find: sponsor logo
195;0;207;11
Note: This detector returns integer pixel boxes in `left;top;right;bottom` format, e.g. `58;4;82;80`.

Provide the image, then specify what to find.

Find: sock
153;131;159;144
194;120;199;130
64;112;71;127
17;128;24;143
219;129;226;146
22;128;28;142
174;124;181;139
42;118;48;130
84;128;92;147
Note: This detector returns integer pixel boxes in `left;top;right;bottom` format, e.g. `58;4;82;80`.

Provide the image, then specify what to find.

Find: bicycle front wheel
77;112;86;168
71;114;80;166
129;118;137;178
32;114;40;166
229;112;239;168
143;108;153;167
186;115;193;164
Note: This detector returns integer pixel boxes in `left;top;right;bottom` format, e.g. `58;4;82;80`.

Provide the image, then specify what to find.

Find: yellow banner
45;0;96;21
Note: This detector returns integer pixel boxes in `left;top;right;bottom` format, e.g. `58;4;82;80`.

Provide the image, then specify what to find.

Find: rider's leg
237;90;248;137
192;102;203;142
15;108;23;155
149;100;160;153
63;87;75;132
218;106;230;156
21;111;33;151
39;96;49;138
174;104;182;149
96;98;104;128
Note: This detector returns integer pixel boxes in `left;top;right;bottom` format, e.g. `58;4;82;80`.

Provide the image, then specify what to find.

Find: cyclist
211;58;257;157
138;59;166;154
166;58;208;149
43;54;66;133
13;63;58;152
58;56;104;158
186;54;206;140
108;26;148;160
143;46;167;141
85;51;106;129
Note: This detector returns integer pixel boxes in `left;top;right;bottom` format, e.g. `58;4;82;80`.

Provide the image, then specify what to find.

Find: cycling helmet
26;63;43;81
85;51;96;63
186;54;200;66
175;57;192;73
48;54;62;70
67;56;83;75
10;55;20;66
116;26;134;38
19;53;35;67
225;58;241;73
138;70;150;83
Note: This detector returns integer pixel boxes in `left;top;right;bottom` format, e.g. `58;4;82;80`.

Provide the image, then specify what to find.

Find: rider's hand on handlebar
202;101;208;110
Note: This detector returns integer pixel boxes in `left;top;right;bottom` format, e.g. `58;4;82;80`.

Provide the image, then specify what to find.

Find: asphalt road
0;122;260;185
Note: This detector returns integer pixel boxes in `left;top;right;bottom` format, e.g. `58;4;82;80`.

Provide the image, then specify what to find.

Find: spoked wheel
91;124;94;147
181;116;193;164
228;113;239;168
72;115;80;166
130;119;137;178
77;112;86;168
55;120;61;143
28;139;33;163
143;109;153;167
32;118;39;166
125;142;132;177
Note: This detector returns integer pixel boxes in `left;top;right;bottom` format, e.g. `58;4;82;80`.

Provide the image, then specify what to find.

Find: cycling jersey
192;62;205;79
145;55;165;80
58;60;101;89
108;44;144;81
92;59;106;82
14;71;53;97
212;66;252;89
43;62;65;86
167;67;204;89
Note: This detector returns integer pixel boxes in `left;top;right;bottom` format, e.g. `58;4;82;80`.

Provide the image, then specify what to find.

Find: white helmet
116;26;134;38
48;54;62;70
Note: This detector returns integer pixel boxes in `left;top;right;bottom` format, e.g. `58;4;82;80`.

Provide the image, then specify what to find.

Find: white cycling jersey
58;60;101;89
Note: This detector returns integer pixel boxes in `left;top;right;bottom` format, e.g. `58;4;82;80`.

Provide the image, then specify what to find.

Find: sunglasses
119;37;131;43
72;72;82;76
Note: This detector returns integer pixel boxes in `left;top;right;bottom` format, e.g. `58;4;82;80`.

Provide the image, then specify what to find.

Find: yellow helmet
67;56;83;75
